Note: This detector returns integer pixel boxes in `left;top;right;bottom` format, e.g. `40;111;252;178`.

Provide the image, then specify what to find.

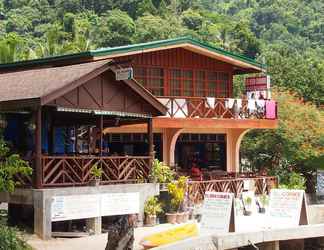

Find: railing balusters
39;155;152;187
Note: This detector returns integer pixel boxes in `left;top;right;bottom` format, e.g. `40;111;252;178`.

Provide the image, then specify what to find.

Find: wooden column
147;118;154;160
99;115;103;156
35;107;42;189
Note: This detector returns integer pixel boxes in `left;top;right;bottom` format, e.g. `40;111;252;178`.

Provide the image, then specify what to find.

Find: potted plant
89;163;102;186
144;196;162;226
258;194;269;213
243;196;253;216
149;159;175;190
166;176;188;224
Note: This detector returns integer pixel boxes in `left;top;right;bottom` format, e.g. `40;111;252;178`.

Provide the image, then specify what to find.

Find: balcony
157;97;277;120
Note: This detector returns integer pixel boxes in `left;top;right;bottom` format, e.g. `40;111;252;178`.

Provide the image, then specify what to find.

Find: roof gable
0;60;166;115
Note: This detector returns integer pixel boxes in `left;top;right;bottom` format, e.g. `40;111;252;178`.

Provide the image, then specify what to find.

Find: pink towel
265;100;276;119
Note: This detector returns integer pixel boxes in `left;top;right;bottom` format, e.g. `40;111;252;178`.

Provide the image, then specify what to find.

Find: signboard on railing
51;192;139;222
200;192;235;235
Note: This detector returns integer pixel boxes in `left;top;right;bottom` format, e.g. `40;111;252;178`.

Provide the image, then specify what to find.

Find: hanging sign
267;189;308;228
200;192;235;235
115;67;134;81
245;75;270;91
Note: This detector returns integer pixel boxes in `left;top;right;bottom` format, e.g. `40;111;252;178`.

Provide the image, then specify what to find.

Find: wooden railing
41;155;152;187
188;176;278;204
157;96;277;119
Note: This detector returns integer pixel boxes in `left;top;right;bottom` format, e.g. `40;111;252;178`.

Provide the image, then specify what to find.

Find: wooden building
0;37;278;238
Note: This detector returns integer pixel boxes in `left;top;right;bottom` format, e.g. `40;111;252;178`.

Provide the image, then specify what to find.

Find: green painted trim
0;37;265;70
90;37;265;69
0;51;92;69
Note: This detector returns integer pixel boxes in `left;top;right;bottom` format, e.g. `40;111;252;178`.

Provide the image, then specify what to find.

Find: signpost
51;192;139;222
267;189;308;228
200;192;235;235
115;67;134;81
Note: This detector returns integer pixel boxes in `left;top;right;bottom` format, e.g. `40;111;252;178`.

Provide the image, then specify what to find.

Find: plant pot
166;213;177;224
258;207;266;214
176;212;184;223
145;215;157;226
89;178;100;186
243;210;252;216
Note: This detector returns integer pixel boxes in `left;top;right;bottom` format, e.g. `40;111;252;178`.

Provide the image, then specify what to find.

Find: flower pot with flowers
144;196;163;226
166;176;188;224
89;163;103;186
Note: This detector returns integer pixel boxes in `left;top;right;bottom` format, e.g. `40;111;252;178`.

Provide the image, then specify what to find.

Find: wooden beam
35;107;42;189
99;115;103;156
147;118;154;159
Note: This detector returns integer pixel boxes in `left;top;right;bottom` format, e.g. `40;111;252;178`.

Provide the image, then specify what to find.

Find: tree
0;136;32;193
136;0;157;17
95;9;135;47
241;89;324;192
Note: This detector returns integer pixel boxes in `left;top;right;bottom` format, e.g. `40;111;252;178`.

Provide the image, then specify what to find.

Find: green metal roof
0;37;265;71
90;37;265;69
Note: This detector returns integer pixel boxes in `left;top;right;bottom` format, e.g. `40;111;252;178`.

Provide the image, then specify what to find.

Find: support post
86;217;102;235
35;107;42;189
147;118;154;167
99;115;103;156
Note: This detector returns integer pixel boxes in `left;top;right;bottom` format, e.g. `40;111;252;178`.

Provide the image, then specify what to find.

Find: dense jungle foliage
0;0;323;189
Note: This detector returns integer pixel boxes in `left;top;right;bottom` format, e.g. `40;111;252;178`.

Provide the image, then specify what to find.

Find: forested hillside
0;0;323;104
0;0;323;189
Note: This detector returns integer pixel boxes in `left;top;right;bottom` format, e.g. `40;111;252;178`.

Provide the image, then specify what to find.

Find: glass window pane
183;70;193;79
208;72;217;80
172;69;181;78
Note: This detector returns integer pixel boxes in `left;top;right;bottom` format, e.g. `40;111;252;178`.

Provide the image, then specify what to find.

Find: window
196;71;206;97
134;66;230;98
134;67;164;96
169;69;181;96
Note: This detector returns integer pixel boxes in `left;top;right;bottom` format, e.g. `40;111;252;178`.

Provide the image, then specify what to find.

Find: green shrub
167;176;188;212
149;159;175;183
279;172;306;190
0;224;31;250
144;196;163;216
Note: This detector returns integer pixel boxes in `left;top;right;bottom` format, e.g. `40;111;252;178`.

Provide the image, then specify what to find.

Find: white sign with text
51;192;139;222
200;192;235;235
101;192;140;216
267;189;307;228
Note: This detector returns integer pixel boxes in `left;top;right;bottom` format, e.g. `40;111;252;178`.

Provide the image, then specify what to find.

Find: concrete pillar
86;217;102;235
33;190;52;240
162;128;183;166
258;241;280;250
226;129;250;172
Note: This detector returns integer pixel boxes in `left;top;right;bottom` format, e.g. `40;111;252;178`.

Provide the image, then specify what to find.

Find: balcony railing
188;176;278;204
40;155;152;187
157;97;277;119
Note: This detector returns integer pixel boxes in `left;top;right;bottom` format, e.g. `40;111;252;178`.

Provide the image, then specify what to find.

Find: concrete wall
0;183;159;240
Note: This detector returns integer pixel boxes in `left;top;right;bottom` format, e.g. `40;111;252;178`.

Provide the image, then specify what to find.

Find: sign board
101;192;139;216
245;75;270;91
317;170;324;194
51;192;139;222
200;192;235;235
51;194;100;222
267;189;308;228
115;67;134;81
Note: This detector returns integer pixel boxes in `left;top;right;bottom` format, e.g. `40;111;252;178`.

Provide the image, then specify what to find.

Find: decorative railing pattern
157;97;277;119
41;155;152;187
188;176;278;204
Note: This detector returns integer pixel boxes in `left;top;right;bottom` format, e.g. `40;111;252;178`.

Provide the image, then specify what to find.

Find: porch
157;96;277;120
